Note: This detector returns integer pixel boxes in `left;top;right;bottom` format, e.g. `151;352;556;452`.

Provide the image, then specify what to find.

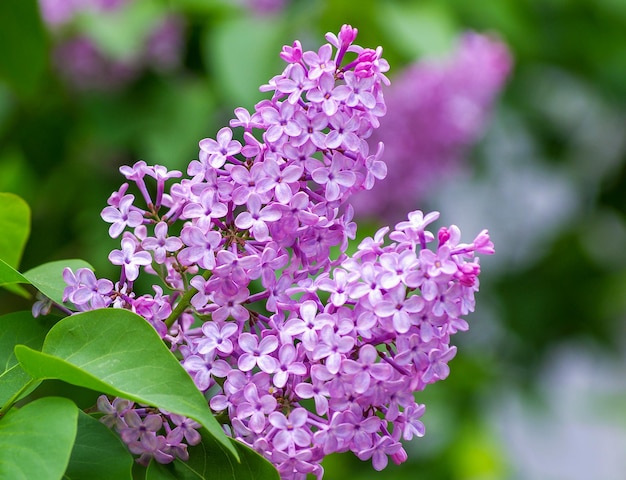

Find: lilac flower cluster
58;26;494;478
351;32;511;223
97;395;202;466
39;0;185;90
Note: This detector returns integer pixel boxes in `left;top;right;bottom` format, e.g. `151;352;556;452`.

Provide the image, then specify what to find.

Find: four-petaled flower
108;237;152;282
237;333;279;373
269;408;311;451
199;127;242;168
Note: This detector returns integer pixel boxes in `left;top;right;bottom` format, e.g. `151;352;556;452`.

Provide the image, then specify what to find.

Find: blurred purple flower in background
241;0;289;16
39;0;185;90
39;0;127;26
351;32;512;223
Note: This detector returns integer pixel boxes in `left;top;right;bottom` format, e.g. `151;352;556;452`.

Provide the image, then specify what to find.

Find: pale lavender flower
235;194;282;242
101;194;145;238
199;127;242;169
182;352;231;391
108;237;152;282
356;435;405;471
177;225;222;269
273;344;306;389
142;222;182;264
303;44;335;80
236;383;277;433
341;344;392;394
62;267;114;311
197;321;239;355
237;333;278;373
268;408;311;451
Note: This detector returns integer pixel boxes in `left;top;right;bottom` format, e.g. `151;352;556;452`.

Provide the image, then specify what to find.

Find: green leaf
144;462;178;480
0;257;29;286
65;410;134;480
14;308;238;460
0;396;78;480
0;257;31;298
147;436;279;480
206;16;287;109
0;192;31;269
22;259;94;306
0;311;50;410
0;0;47;98
2;282;31;299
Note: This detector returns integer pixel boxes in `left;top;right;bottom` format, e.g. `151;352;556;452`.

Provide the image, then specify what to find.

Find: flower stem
164;270;211;328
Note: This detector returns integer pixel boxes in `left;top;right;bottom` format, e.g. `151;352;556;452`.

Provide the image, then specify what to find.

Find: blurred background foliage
1;0;625;478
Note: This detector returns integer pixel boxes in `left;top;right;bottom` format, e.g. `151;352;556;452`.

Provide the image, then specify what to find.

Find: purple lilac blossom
38;0;185;90
351;32;512;223
55;25;494;478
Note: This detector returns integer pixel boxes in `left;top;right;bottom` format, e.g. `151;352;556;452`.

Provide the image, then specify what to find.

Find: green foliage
0;192;31;298
0;311;48;409
0;258;29;288
147;435;280;480
0;397;78;480
66;411;135;480
14;308;237;459
0;194;277;479
0;192;30;269
0;0;47;98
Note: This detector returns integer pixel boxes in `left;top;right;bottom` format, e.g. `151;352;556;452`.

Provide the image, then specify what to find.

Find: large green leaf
0;257;31;298
0;396;78;480
23;259;94;306
65;410;134;480
14;308;238;460
0;192;30;269
147;436;279;480
0;311;50;410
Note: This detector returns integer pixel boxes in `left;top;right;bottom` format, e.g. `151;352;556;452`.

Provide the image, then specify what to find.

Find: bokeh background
1;0;625;478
